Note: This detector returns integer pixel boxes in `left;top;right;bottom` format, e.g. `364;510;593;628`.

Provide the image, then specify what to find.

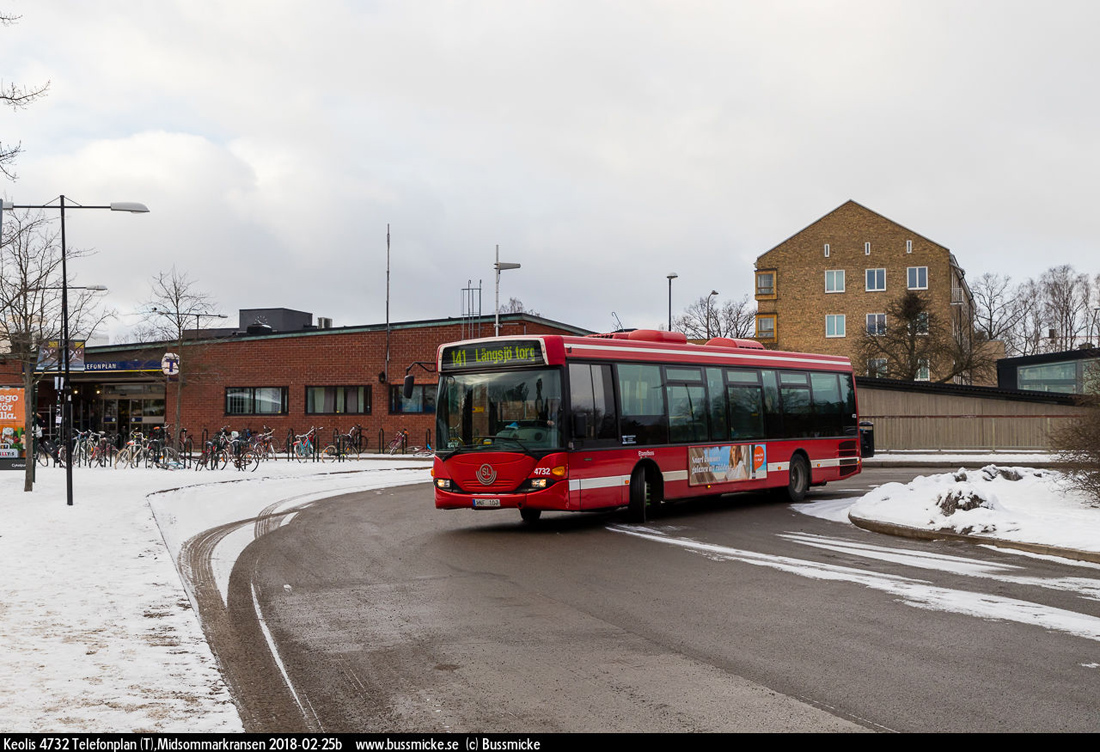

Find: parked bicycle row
34;424;434;471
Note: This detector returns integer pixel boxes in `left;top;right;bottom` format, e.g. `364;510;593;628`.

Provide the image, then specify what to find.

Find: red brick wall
165;319;577;452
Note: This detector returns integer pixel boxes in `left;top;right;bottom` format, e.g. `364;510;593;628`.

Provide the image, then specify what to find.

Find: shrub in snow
936;485;993;515
1050;381;1100;507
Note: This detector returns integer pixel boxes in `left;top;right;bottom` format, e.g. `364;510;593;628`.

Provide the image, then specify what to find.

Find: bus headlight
435;478;452;490
530;478;549;489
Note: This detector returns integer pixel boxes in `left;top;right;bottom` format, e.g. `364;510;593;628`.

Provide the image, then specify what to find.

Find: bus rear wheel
781;453;810;503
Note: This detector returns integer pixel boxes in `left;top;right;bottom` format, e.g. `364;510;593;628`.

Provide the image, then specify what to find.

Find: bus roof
438;329;854;374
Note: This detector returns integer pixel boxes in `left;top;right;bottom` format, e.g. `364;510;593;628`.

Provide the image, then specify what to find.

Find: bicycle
291;426;322;462
386;428;408;455
35;436;66;467
322;424;363;462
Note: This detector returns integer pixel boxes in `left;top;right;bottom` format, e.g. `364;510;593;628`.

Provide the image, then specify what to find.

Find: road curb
847;511;1100;565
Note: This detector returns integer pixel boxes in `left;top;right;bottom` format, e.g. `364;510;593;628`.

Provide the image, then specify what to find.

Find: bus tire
520;507;542;523
784;453;810;503
628;466;650;523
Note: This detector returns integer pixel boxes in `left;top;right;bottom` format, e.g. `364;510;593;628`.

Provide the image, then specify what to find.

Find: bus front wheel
628;466;651;523
520;507;542;523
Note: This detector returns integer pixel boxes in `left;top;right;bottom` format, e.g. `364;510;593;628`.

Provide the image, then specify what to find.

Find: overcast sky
4;0;1099;342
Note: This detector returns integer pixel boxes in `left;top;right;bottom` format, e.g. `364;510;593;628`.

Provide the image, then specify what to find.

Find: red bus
430;329;861;523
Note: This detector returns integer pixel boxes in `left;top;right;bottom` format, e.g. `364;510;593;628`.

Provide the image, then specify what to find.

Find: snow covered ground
1;454;1096;732
0;457;432;733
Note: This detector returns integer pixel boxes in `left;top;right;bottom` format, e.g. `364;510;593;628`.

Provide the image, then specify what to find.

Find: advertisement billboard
0;386;27;468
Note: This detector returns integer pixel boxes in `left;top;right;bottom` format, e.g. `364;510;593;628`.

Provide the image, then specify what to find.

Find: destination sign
442;340;545;370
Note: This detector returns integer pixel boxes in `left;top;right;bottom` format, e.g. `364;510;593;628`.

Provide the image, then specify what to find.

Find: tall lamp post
705;289;719;339
2;196;149;506
493;244;521;336
666;273;678;330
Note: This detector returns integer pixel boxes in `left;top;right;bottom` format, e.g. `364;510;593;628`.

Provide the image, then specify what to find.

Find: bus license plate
473;498;501;508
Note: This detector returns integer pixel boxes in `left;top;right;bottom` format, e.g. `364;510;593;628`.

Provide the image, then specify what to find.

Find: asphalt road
191;468;1100;733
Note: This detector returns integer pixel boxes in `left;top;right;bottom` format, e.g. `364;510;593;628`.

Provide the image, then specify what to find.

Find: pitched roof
756;199;951;264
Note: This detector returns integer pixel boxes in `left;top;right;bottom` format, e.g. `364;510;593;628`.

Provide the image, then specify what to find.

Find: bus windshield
436;368;564;454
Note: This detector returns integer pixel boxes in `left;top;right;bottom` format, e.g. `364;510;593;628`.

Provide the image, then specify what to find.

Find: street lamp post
666;273;678;330
493;244;521;337
706;289;719;339
2;196;148;506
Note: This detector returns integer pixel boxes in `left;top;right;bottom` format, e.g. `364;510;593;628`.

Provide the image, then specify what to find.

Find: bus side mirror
572;413;587;438
402;374;415;400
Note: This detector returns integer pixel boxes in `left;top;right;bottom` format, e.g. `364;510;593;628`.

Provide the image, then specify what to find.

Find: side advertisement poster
0;386;28;469
688;443;767;486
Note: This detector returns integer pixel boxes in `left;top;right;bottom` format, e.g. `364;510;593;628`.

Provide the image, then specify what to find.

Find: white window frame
908;266;928;290
826;314;846;338
906;239;913;254
916;358;930;381
825;269;845;293
865;242;871;255
866;268;886;292
755;314;776;340
866;313;886;336
824;243;830;258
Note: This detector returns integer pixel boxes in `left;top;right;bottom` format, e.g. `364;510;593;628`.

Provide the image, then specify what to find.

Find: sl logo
476;464;497;485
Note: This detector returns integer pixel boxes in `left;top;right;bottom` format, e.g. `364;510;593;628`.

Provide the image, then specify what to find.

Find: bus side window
706;367;727;441
726;368;764;440
759;369;783;439
618;364;668;446
568;363;618;445
810;372;843;437
840;373;858;435
779;371;812;438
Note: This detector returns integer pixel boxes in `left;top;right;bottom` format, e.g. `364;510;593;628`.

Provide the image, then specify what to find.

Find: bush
1050;389;1100;506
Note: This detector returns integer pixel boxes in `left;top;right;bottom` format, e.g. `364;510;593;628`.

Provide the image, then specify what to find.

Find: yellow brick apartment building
754;200;974;380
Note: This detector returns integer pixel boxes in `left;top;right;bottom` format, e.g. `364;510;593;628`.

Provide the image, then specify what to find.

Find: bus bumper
434;481;570;512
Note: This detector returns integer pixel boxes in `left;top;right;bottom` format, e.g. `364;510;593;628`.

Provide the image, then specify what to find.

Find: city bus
428;329;861;523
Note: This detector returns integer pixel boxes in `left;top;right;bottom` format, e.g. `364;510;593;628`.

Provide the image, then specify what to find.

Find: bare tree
1012;277;1046;356
971;272;1017;347
857;290;996;383
1;11;50;180
139;267;219;445
673;295;755;339
0;211;108;491
1039;265;1092;352
498;297;540;317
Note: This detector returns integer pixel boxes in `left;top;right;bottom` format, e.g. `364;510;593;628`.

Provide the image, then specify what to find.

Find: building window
755;270;776;298
826;314;846;338
866;268;886;292
909;312;929;336
907;266;928;290
825;269;845;293
865;242;871;255
906;239;913;254
916;359;930;381
866;313;886;336
226;387;288;415
824;243;830;258
867;358;887;378
390;384;436;414
305;385;372;415
755;314;776;341
1017;361;1080;393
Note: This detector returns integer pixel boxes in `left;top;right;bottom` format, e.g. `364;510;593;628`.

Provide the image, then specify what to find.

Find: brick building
31;311;590;451
753;200;975;381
